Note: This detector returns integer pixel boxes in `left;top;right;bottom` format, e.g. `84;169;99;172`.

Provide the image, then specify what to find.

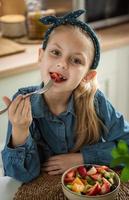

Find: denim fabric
1;84;129;183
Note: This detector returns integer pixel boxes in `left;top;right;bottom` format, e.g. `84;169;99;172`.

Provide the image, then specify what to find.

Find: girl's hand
3;95;32;146
42;153;84;175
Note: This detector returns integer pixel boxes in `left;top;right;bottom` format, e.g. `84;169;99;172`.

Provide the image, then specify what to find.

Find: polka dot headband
39;9;100;69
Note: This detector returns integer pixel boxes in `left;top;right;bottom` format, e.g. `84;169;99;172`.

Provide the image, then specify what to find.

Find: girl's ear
82;70;97;82
38;48;44;62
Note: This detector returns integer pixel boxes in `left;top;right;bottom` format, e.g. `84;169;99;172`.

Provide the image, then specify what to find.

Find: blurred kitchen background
0;0;129;174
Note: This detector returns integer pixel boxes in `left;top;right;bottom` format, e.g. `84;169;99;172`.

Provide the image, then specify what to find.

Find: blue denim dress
1;84;129;183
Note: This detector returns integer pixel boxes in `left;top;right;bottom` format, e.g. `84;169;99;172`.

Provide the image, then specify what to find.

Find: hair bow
39;10;85;26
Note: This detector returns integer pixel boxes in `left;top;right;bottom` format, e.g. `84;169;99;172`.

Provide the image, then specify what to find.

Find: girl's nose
56;63;68;70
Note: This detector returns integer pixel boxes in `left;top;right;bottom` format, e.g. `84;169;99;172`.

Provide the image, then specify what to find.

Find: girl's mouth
50;72;67;83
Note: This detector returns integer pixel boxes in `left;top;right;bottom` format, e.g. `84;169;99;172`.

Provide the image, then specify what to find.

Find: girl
1;9;129;198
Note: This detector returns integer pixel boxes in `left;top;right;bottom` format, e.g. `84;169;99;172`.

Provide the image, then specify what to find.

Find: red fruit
66;170;76;178
64;169;76;183
87;166;97;175
64;176;75;183
90;173;102;181
101;166;109;170
100;177;111;194
87;182;101;196
96;166;109;173
77;166;87;177
50;72;60;82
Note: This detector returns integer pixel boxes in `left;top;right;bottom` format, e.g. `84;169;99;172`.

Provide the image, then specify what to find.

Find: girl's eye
50;49;61;56
71;57;82;65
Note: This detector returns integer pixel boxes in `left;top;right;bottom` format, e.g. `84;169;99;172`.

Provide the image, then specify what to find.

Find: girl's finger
9;95;23;115
43;162;54;167
2;96;11;106
16;98;25;114
22;97;32;119
48;169;63;175
22;97;31;116
47;156;60;161
43;165;60;172
27;104;32;119
43;160;59;167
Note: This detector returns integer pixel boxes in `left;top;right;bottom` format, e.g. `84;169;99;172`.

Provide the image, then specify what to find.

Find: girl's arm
1;91;41;183
80;90;129;165
1;121;40;183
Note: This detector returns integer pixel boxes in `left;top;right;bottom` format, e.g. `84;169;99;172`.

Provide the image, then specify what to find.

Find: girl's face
38;26;94;94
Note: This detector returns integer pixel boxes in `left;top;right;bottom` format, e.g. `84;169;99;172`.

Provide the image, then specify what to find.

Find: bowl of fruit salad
61;164;120;200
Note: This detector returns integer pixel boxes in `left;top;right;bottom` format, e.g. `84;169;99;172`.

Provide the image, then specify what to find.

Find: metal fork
0;79;53;115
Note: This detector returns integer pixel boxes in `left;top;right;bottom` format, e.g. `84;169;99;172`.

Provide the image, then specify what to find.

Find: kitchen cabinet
98;45;129;121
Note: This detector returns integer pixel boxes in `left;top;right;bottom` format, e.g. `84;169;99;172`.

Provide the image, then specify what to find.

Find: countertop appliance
73;0;129;29
42;0;129;29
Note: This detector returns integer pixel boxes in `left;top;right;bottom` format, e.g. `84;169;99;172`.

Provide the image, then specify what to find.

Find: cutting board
0;37;26;57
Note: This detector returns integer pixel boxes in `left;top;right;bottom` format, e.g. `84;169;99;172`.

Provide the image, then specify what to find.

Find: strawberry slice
50;72;61;82
87;182;101;196
66;170;76;178
64;176;74;183
77;166;87;177
50;72;67;83
64;169;76;183
90;173;102;181
96;166;109;173
100;177;111;194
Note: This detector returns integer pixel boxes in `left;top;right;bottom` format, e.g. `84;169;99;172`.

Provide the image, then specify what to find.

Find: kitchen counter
97;22;129;51
0;44;40;78
0;22;129;78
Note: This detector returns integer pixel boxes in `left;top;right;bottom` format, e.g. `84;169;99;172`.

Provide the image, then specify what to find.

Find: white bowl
0;15;26;38
61;164;120;200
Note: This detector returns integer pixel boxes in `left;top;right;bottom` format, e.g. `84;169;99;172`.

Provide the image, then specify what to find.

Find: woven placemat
14;172;129;200
14;173;67;200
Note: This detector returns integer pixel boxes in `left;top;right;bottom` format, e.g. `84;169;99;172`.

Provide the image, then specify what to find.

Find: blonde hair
70;27;104;152
71;77;104;152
